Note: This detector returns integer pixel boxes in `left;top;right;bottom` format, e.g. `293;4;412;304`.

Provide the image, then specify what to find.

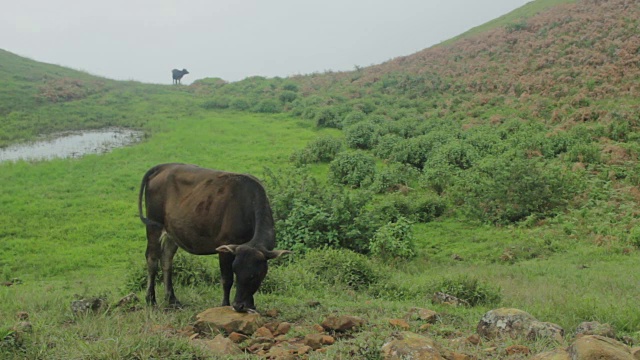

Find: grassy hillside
2;0;640;358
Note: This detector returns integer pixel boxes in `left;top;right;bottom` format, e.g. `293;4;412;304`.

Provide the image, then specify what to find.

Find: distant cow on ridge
172;68;189;84
138;163;290;312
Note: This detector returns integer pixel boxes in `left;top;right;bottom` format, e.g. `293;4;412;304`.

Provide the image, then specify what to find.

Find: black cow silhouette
172;69;189;84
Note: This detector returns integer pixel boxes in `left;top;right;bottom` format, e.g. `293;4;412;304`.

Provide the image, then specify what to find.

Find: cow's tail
138;165;164;228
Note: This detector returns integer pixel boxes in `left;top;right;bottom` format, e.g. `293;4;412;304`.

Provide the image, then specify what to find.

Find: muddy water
0;128;144;162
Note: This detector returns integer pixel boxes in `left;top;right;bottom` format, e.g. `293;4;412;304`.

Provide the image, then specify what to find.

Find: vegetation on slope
2;0;640;358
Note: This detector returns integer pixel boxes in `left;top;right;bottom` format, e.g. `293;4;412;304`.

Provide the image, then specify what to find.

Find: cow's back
144;164;268;254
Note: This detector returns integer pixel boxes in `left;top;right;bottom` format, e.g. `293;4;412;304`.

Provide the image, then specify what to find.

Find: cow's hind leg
160;233;181;307
219;253;234;306
145;225;163;306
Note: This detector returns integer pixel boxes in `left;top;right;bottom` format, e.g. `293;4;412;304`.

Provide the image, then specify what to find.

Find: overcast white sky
0;0;531;84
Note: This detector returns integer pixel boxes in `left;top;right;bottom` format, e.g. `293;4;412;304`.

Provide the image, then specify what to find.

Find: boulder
71;298;106;315
196;334;242;356
505;344;530;356
407;308;438;323
631;347;640;360
194;306;264;335
381;332;444;360
575;321;616;339
527;321;565;342
432;292;469;306
530;348;571;360
304;333;335;350
476;308;537;339
569;335;634;360
389;319;410;330
321;315;365;332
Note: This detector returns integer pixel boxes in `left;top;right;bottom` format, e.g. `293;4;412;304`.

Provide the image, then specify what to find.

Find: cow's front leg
145;225;163;306
219;252;234;306
160;233;181;307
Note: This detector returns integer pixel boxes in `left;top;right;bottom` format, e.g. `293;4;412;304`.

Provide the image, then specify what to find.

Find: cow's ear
216;245;239;254
264;249;292;260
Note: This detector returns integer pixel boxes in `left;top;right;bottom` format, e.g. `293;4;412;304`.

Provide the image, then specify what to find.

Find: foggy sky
0;0;532;84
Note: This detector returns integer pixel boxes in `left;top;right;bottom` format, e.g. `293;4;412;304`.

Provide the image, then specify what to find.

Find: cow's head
181;69;189;75
216;244;290;312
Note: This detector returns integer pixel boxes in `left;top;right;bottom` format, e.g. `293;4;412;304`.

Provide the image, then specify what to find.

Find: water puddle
0;128;144;162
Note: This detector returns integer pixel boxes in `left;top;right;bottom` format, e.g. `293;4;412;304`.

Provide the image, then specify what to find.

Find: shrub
290;136;343;166
201;97;229;109
301;248;382;290
345;121;380;149
342;111;367;128
369;217;416;262
264;167;376;253
253;99;281;113
229;98;250;110
279;90;297;104
315;108;341;128
370;162;418;193
435;276;501;306
373;134;403;160
457;156;580;224
329;151;376;188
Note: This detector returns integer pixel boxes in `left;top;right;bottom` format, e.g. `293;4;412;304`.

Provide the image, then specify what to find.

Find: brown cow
138;163;289;312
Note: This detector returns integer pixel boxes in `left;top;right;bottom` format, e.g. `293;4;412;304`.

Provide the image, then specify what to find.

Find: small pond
0;128;144;162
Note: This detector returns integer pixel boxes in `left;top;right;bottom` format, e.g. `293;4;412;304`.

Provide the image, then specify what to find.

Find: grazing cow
172;68;189;84
138;163;290;312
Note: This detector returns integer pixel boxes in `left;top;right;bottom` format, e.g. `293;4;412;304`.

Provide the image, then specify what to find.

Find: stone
197;334;242;356
16;311;29;320
527;321;565;342
389;319;410;330
304;333;335;350
631;347;640;360
194;306;264;335
407;308;438;323
381;332;443;360
467;334;481;345
575;321;616;339
505;344;530;356
530;348;571;360
71;298;106;315
476;308;537;339
312;324;325;333
265;342;308;359
569;335;634;360
275;322;292;336
254;326;274;339
321;315;366;332
228;332;249;343
115;293;139;308
432;292;469;307
265;308;279;317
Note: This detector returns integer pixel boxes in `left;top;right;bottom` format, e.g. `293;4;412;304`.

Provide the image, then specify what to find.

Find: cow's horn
216;245;239;254
264;249;292;260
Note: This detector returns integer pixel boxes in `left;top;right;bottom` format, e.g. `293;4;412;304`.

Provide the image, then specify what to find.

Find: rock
569;335;634;360
527;321;565;342
321;315;366;332
419;324;433;332
389;319;410;330
381;332;443;360
115;293;139;308
266;342;310;359
275;322;292;336
71;298;106;315
530;348;571;360
194;306;264;335
265;308;279;317
575;321;616;339
16;311;29;320
228;332;249;343
631;347;640;359
407;308;439;323
476;308;537;339
451;254;464;261
467;334;481;345
312;324;325;333
196;334;242;356
505;344;530;356
433;292;469;307
254;326;274;339
304;334;335;350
